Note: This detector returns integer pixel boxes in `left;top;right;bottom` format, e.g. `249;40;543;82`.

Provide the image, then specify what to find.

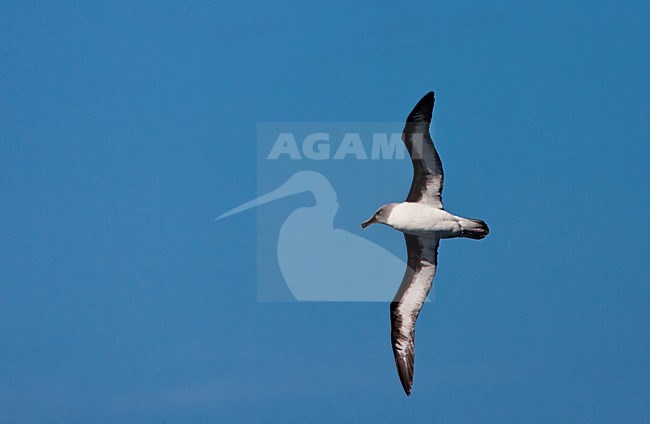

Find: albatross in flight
361;91;489;395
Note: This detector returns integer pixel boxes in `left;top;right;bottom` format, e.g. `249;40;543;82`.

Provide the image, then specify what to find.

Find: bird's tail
459;218;489;240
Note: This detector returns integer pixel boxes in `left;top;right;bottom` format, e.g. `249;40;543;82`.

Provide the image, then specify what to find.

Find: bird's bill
361;215;377;229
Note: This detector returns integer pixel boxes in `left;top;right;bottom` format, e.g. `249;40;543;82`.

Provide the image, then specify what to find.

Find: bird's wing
402;91;444;209
390;234;439;396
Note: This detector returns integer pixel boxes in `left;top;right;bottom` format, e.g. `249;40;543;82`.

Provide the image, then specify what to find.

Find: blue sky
1;1;649;422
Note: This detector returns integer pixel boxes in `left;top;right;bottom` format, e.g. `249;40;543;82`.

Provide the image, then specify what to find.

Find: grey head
361;203;398;229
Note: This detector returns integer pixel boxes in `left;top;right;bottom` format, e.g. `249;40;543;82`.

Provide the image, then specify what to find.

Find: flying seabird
361;91;489;396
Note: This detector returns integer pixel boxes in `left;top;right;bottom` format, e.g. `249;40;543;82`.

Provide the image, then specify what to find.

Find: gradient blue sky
1;1;649;422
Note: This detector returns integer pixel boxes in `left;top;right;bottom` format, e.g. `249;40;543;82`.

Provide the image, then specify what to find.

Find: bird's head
361;203;397;229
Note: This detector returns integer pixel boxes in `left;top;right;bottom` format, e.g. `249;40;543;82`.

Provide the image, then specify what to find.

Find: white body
386;202;465;238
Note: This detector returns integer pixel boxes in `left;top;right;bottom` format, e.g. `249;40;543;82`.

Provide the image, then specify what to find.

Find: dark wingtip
397;370;412;396
406;91;435;123
395;356;414;396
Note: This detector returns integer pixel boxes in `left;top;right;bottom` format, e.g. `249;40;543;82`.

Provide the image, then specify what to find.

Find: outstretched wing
390;234;439;396
402;91;444;209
